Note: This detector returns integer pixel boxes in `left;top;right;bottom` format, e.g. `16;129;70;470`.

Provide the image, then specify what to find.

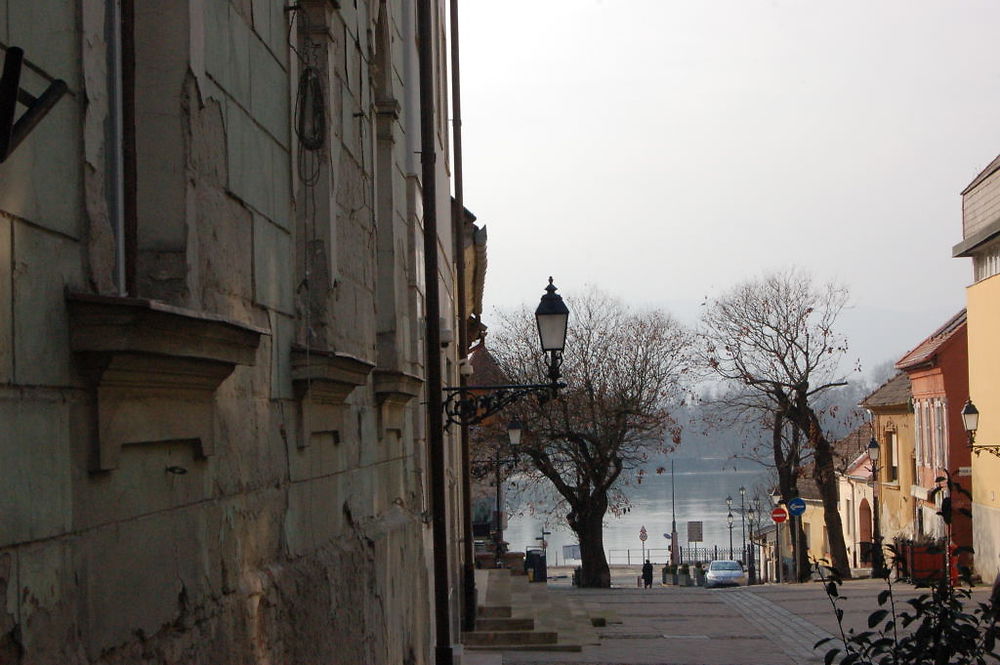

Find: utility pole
670;460;679;565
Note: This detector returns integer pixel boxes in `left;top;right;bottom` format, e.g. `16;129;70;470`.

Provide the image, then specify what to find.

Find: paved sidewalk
464;570;995;665
470;585;804;665
720;587;833;664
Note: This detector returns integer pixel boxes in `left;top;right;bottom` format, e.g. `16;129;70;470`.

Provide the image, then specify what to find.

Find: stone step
465;642;583;653
461;630;558;647
476;605;512;618
475;617;535;631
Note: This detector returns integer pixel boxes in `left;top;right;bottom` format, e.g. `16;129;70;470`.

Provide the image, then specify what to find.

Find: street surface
470;566;994;665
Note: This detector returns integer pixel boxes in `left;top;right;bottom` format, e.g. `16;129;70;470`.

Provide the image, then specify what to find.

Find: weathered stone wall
0;0;458;663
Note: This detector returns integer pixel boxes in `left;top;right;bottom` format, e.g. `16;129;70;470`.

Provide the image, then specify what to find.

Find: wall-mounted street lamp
444;278;569;426
960;400;1000;459
868;436;886;577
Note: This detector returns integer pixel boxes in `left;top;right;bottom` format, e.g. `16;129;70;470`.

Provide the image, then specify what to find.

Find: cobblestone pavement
471;570;994;665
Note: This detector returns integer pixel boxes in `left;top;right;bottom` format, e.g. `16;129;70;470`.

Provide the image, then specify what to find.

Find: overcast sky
458;1;1000;378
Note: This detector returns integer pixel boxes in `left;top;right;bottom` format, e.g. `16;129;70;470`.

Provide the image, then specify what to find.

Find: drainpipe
449;0;478;633
418;2;453;664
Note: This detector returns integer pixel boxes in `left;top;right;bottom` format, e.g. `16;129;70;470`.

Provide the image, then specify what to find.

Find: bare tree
490;288;694;587
700;268;854;578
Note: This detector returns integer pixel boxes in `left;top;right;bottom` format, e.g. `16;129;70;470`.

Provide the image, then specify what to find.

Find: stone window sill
67;292;266;470
291;344;375;448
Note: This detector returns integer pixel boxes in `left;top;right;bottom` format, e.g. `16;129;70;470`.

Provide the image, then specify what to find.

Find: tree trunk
802;408;852;579
569;504;611;588
812;444;851;578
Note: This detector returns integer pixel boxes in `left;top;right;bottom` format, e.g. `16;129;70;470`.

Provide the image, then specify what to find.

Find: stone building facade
1;1;472;662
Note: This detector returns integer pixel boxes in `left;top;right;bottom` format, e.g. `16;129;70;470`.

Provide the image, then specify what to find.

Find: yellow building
862;374;917;546
834;427;877;570
953;153;1000;581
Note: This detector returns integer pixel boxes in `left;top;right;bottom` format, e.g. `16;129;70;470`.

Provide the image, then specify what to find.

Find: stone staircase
461;569;607;653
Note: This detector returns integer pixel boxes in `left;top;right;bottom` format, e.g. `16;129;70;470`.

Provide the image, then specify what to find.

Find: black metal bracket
966;431;1000;459
443;381;565;427
968;436;1000;459
972;446;1000;459
1;47;68;163
469;456;519;480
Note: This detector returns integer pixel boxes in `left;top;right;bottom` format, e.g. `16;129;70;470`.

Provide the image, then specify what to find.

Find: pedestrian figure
642;559;654;588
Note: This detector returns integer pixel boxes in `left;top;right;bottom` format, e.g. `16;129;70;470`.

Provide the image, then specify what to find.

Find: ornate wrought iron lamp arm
966;430;1000;459
443;380;566;427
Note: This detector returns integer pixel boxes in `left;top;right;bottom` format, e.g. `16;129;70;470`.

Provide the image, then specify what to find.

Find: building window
974;242;1000;282
935;400;947;469
885;430;899;482
914;400;924;467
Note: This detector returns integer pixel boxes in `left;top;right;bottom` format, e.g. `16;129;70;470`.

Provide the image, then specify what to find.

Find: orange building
895;311;972;567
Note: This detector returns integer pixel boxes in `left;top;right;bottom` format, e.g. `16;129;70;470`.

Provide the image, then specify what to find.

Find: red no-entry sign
771;507;788;523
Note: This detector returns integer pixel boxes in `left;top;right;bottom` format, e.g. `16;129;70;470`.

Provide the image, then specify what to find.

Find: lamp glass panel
962;402;979;432
507;421;523;447
536;312;568;352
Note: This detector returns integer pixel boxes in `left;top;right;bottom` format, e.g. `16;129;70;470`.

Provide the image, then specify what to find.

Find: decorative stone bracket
67;293;266;470
373;369;422;434
291;345;374;448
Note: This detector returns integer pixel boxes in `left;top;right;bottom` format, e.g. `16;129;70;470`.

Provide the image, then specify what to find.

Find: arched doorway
859;498;873;564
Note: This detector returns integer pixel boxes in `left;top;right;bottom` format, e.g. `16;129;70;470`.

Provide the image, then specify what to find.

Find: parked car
705;560;747;588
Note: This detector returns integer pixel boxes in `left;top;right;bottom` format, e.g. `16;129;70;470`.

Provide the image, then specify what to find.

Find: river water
504;462;768;566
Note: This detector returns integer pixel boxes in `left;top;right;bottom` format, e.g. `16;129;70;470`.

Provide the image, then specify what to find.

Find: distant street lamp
727;510;734;557
868;436;886;577
472;420;523;568
747;505;757;584
739;486;747;565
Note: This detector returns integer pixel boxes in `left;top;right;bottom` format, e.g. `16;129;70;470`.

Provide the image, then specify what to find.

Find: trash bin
525;548;547;583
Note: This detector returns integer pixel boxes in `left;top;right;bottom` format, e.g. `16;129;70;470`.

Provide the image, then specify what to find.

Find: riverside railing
605;545;743;565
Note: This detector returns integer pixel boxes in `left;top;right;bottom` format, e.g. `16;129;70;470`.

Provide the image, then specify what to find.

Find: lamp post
490;420;523;567
747;506;757;584
770;490;783;583
727;511;734;558
961;399;1000;458
868;436;886;578
669;460;679;565
725;495;733;558
739;486;747;565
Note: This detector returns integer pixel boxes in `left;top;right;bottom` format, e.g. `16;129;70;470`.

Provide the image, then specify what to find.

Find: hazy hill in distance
645;376;890;475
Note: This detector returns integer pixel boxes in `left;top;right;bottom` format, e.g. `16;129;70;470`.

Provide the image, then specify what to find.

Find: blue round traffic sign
787;497;806;516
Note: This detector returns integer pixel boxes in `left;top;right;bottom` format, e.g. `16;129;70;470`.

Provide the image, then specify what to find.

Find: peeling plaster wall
0;0;456;663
